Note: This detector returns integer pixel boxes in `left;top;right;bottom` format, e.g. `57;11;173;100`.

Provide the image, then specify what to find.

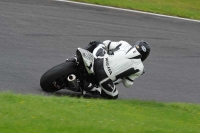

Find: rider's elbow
123;79;133;88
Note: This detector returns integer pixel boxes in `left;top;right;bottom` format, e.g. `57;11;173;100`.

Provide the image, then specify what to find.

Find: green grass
0;92;200;133
72;0;200;20
1;1;199;132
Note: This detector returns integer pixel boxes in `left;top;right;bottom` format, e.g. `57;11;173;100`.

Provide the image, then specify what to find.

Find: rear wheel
40;62;79;92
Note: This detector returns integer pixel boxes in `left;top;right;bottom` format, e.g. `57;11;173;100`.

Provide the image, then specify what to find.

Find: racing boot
89;87;101;95
81;82;94;96
83;82;94;92
83;82;101;96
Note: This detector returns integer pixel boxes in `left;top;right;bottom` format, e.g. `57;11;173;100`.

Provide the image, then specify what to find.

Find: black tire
40;62;79;92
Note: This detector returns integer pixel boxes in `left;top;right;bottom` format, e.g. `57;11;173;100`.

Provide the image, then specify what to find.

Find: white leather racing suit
92;40;145;99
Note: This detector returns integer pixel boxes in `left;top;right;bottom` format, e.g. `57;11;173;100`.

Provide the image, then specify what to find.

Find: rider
68;40;150;99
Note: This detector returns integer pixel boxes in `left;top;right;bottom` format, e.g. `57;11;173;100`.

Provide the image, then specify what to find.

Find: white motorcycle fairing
77;48;95;74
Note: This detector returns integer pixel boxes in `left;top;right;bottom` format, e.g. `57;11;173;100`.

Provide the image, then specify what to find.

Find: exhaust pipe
67;74;78;91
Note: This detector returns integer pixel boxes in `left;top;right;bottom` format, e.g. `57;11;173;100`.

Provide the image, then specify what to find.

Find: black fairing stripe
126;47;134;54
128;55;142;59
112;44;122;52
125;77;134;82
116;68;139;79
108;42;111;50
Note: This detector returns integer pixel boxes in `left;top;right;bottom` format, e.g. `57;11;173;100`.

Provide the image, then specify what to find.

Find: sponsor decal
105;58;112;75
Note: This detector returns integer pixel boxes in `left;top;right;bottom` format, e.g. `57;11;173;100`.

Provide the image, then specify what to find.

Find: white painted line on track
55;0;200;23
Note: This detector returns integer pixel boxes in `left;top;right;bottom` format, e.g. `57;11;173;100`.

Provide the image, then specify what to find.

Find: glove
108;50;114;55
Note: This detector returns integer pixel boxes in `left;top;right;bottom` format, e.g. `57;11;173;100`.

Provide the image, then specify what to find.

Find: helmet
134;40;150;61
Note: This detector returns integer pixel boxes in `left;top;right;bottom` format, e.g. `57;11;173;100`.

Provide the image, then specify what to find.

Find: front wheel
40;62;79;92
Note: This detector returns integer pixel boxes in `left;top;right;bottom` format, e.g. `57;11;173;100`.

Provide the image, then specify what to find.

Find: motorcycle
40;48;100;96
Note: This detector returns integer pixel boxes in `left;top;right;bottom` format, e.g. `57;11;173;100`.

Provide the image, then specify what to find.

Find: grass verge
72;0;200;20
0;92;200;133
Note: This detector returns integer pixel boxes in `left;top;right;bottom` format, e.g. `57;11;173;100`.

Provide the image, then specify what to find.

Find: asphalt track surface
0;0;200;103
